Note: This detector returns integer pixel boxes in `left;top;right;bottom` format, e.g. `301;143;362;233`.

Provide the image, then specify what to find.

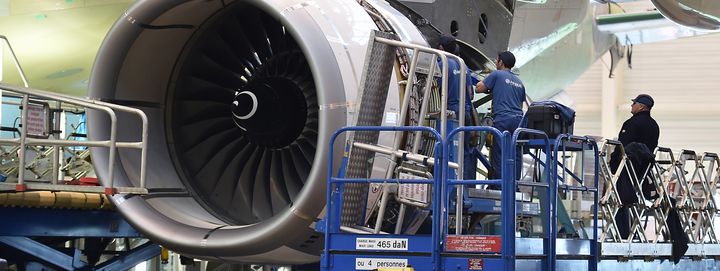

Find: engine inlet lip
88;0;351;259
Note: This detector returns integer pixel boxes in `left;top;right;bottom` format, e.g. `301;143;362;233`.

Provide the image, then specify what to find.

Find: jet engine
87;0;431;263
650;0;720;32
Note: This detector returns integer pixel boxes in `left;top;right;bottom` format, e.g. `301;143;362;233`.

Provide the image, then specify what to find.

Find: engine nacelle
651;0;720;32
88;0;426;263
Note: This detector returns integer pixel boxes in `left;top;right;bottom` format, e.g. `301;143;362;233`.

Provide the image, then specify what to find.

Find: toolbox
525;103;574;139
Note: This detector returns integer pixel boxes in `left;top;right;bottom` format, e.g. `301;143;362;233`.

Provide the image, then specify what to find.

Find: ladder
320;30;564;271
338;30;461;233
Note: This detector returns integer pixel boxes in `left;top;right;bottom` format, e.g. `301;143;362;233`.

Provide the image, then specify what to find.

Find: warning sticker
26;102;48;138
355;258;407;270
397;172;430;205
356;238;408;251
445;235;501;253
385;111;398;125
468;258;484;270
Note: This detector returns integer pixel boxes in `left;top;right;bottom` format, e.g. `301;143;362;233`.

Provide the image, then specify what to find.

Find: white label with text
355;238;408;250
355;258;408;270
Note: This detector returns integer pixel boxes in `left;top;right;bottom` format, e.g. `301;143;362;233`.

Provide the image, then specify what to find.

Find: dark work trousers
615;206;631;239
451;114;478;180
667;198;689;263
463;144;478;180
490;115;522;180
615;199;689;263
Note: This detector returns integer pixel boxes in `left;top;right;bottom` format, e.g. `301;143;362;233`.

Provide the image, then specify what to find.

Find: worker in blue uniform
437;35;481;180
475;51;526;181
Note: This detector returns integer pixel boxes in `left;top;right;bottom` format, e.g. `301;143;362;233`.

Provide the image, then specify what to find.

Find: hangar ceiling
0;0;132;96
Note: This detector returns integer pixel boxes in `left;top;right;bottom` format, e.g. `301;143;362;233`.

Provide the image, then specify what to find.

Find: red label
468;258;484;270
445;235;501;253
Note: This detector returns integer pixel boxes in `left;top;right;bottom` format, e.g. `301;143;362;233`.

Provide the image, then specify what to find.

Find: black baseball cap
438;35;459;54
498;51;516;68
632;94;654;108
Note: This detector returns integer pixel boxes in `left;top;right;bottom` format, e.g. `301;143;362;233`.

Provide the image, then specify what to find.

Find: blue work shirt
437;58;480;121
483;70;525;121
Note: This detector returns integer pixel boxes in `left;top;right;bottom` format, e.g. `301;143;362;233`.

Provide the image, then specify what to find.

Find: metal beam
95;242;160;271
0;208;142;237
0;236;86;270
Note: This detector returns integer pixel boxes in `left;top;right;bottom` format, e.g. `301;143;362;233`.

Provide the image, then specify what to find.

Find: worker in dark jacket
610;94;659;236
609;94;688;263
617;94;660;152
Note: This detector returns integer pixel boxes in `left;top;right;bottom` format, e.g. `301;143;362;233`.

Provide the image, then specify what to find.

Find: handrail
0;35;29;88
324;125;443;271
373;37;467;143
372;37;468;235
512;128;553;271
0;35;148;193
553;134;600;271
446;126;505;233
0;82;149;194
444;126;513;271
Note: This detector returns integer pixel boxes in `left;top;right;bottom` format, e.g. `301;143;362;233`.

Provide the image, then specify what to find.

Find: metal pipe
340;226;388;235
18;95;29;186
394;204;407;234
0;36;30;88
352;142;458;169
516;181;550;188
51;101;61;185
590;138;600;271
24;139;113;148
455;57;468;235
372;186;391;234
0;138;21;144
88;99;149;188
115;142;145;149
330;178;433;184
447;179;502;186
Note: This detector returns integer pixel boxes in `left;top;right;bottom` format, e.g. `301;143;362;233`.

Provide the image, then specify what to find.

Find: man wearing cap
610;94;687;262
476;51;526;180
610;94;659;238
617;94;659;151
437;35;482;180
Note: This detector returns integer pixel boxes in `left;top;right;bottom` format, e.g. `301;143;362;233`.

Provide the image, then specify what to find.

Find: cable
627;44;633;69
607;1;627;14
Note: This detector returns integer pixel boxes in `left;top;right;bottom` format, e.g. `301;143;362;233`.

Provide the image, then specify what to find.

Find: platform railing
552;134;600;271
323;125;443;271
0;35;148;195
511;128;554;271
601;144;720;247
442;127;554;271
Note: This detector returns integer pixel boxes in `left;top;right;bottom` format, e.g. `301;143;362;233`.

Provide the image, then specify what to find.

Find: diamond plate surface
341;31;398;226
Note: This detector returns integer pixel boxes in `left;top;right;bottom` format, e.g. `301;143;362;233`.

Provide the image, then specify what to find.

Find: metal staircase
0;35;157;271
0;35;149;196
